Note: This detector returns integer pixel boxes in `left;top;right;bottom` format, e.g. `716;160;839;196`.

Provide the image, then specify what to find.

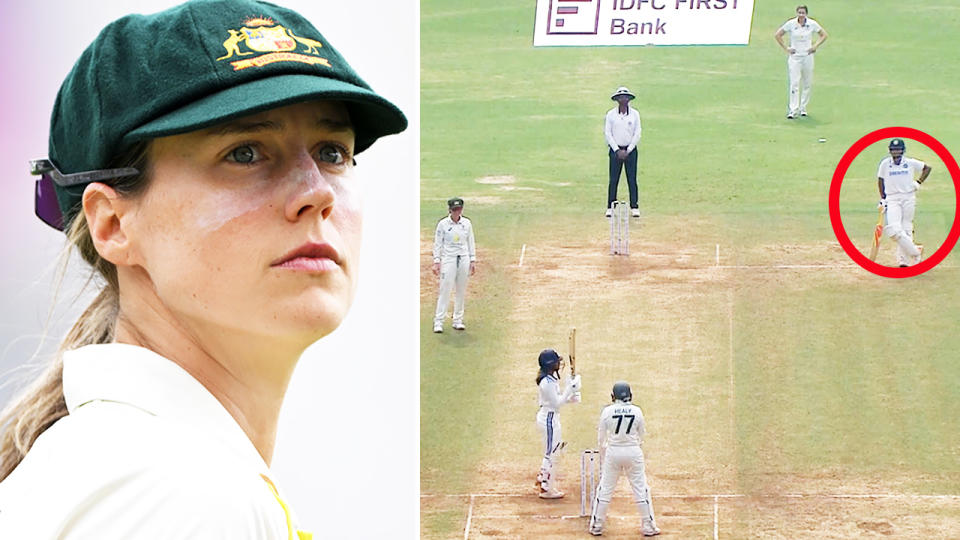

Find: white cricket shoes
588;524;603;536
631;208;640;218
452;321;466;331
433;324;443;333
904;246;924;267
912;245;924;265
786;113;795;119
642;518;661;536
538;488;565;499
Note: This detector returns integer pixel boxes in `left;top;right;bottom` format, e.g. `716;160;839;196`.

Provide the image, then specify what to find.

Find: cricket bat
868;206;884;261
568;327;580;402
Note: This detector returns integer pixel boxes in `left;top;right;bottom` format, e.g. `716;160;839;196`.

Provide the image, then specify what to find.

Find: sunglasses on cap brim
29;159;139;231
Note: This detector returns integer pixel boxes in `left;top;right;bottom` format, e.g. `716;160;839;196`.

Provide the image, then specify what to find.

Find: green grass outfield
421;1;960;537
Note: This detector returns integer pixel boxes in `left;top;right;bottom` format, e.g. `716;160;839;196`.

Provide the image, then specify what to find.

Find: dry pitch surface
421;231;960;539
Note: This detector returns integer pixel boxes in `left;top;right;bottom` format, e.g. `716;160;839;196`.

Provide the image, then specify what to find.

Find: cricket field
421;1;960;537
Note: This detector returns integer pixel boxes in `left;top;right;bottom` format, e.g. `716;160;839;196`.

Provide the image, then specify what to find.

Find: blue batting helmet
538;349;561;372
611;381;632;402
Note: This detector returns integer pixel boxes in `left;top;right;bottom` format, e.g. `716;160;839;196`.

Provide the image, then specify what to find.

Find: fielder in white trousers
435;255;471;326
775;8;827;118
590;446;656;532
589;382;659;536
787;54;814;116
433;198;476;332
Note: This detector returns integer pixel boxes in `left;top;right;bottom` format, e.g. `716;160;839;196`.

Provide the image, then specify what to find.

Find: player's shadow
445;331;478;347
790;115;826;128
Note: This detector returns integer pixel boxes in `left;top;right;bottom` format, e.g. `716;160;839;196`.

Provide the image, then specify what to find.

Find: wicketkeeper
589;382;659;537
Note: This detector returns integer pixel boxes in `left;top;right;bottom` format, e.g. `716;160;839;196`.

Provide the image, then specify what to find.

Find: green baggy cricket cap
46;0;407;230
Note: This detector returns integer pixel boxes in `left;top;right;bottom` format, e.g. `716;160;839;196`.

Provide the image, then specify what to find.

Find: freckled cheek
159;190;273;275
332;196;363;276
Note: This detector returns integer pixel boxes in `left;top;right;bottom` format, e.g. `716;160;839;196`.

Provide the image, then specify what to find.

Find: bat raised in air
568;327;576;376
868;206;884;261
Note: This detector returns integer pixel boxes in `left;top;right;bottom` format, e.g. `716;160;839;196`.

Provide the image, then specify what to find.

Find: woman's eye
227;145;259;164
318;144;346;165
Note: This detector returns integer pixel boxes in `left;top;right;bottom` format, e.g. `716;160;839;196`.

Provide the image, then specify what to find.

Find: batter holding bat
877;138;931;267
535;348;581;499
589;382;660;537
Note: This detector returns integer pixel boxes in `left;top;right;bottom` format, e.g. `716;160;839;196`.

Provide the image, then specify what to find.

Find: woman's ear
82;182;137;267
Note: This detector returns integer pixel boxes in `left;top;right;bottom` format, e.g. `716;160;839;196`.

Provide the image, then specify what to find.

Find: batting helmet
611;381;632;402
538;349;562;372
889;138;906;152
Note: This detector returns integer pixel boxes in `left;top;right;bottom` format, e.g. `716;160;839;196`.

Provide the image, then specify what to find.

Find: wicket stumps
580;449;600;517
609;201;629;255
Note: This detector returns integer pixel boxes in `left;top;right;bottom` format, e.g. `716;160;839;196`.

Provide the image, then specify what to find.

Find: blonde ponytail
0;142;148;482
0;216;120;481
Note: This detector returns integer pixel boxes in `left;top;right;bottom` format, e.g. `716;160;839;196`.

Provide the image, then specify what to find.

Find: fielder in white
775;5;828;119
433;197;476;333
878;138;931;267
589;381;660;537
535;349;581;499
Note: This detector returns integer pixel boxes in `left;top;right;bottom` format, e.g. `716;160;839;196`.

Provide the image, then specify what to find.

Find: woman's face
127;101;361;344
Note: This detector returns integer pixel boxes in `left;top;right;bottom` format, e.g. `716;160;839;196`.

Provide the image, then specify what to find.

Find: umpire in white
589;382;660;537
433;197;476;333
604;87;642;218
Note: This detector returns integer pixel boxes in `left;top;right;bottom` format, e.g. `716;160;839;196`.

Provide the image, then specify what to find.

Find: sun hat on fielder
31;0;408;231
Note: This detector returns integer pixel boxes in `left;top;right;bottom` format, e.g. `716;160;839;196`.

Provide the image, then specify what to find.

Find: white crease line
717;264;859;269
514;243;956;270
713;495;719;540
471;514;642;520
717;264;959;269
422;492;960;500
727;290;736;505
463;494;475;540
727;290;735;423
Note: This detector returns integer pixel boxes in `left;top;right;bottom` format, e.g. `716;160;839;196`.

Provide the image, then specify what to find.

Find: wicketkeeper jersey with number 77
598;402;646;448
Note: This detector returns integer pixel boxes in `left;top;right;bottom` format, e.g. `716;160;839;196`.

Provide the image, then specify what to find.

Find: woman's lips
271;242;342;273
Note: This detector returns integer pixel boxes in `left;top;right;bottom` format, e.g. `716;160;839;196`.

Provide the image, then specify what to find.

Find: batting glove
878;199;887;210
569;374;582;391
914;180;922;190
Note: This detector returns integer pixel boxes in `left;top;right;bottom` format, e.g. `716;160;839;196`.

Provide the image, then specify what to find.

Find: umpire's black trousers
608;146;638;209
